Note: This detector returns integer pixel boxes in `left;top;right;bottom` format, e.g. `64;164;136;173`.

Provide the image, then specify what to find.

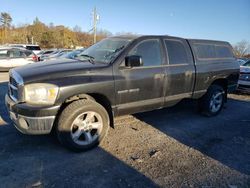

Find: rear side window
13;50;25;58
215;46;233;58
26;46;41;51
7;50;14;58
128;39;162;66
24;50;33;56
194;44;216;59
8;49;26;58
164;40;189;65
194;43;233;59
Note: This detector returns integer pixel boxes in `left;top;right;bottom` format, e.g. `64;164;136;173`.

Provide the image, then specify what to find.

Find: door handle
185;71;193;77
154;74;165;79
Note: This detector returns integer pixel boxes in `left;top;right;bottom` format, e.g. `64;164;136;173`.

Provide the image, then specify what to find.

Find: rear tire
56;99;110;151
199;85;225;117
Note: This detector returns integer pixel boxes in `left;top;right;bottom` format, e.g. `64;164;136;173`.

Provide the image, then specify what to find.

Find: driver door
114;38;165;115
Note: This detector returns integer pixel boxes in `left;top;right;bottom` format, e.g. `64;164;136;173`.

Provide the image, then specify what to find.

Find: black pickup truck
5;35;239;151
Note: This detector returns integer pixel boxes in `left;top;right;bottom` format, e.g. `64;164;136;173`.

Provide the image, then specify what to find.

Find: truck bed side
187;39;239;99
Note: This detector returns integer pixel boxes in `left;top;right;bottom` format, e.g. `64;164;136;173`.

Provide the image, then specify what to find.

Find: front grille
9;70;23;102
10;76;18;88
9;86;19;100
9;77;19;101
239;73;250;81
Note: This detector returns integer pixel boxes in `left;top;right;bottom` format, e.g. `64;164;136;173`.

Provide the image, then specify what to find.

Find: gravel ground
0;72;8;83
0;73;249;188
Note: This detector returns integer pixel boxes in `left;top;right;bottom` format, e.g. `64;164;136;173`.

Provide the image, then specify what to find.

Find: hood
14;58;108;83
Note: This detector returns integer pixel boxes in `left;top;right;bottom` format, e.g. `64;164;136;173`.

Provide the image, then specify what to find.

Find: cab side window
128;39;162;66
164;40;189;65
24;50;32;57
7;50;14;58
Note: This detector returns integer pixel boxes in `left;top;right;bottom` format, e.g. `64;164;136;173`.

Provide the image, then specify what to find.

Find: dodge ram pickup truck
5;35;239;151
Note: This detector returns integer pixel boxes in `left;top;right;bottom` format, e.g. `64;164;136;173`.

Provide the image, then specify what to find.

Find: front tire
199;85;225;117
56;99;110;151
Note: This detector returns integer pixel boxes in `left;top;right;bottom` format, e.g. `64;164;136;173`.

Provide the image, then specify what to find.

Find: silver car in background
0;47;38;71
8;44;41;55
60;48;85;59
37;49;57;61
40;49;72;61
238;59;250;93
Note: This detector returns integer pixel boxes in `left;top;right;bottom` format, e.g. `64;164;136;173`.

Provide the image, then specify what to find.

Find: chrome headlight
24;83;59;105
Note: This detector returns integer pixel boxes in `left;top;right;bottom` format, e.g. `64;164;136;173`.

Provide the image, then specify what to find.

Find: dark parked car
5;35;239;151
238;59;250;92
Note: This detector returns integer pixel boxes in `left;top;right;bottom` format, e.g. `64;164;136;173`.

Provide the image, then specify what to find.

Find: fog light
18;118;29;130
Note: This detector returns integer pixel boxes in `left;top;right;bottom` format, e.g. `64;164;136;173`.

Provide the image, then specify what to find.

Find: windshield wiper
75;54;95;64
114;45;125;53
104;46;125;59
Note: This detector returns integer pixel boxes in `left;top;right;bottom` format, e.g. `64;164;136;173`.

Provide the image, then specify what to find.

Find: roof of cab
110;35;230;44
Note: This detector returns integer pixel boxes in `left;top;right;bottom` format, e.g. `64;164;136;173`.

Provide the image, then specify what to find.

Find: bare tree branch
233;40;250;57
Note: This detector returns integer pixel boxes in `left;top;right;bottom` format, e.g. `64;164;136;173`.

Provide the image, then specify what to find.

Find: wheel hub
210;92;223;113
70;111;103;146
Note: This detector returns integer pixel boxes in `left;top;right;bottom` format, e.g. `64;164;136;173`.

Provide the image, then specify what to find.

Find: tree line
0;12;111;49
0;12;249;57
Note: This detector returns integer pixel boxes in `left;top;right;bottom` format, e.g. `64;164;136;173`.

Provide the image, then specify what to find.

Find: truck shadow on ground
134;98;250;176
0;82;158;187
0;133;158;188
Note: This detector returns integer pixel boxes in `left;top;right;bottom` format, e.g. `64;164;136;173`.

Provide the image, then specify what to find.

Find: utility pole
93;7;97;44
92;7;100;44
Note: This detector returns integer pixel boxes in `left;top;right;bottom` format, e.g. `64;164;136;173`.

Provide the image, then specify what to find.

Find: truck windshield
75;38;131;64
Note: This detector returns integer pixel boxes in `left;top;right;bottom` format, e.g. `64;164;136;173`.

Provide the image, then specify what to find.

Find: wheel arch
210;78;228;91
210;78;228;102
55;93;114;129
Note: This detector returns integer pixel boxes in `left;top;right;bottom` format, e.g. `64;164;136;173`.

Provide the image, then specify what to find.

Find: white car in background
238;59;250;93
9;44;41;55
0;47;38;71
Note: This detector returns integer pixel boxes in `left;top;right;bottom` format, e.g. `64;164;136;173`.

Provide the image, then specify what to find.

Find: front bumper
5;94;60;135
237;80;250;93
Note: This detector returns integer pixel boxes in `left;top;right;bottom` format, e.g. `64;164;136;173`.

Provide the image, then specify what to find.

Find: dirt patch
229;93;250;101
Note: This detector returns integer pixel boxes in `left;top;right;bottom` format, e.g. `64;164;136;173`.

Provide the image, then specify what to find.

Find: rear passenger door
163;38;196;105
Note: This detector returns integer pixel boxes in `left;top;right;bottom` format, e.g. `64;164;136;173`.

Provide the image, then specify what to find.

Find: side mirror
125;55;143;67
